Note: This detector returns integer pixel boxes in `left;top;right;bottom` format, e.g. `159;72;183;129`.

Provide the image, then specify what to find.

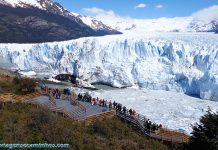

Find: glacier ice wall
0;32;218;101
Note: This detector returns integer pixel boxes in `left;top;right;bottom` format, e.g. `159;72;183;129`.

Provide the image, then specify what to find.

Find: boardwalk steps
60;94;86;119
82;110;116;124
0;92;42;102
116;111;190;143
0;92;190;144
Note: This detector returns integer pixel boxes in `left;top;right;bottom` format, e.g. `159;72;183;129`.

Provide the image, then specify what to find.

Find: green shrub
15;78;37;95
187;111;218;150
0;77;37;95
0;103;170;150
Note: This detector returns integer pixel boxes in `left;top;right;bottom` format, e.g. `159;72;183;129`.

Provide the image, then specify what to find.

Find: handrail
116;111;189;143
84;110;115;121
0;92;42;102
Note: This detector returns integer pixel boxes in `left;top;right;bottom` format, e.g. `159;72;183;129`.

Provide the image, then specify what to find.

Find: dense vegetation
0;103;169;150
0;76;37;95
187;111;218;150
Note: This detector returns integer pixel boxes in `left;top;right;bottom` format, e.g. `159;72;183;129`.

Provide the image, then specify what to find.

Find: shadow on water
92;83;118;90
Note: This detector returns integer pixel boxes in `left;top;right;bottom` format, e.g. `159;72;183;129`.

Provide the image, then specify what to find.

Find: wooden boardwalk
116;111;190;143
0;91;190;143
0;92;43;103
32;95;115;121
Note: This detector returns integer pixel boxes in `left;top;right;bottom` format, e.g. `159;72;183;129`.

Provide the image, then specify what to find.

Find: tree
188;111;218;150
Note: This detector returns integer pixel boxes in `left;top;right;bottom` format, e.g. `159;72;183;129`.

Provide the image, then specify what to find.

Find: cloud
82;7;131;26
134;3;146;9
82;7;115;16
81;5;218;28
192;5;218;22
156;4;163;9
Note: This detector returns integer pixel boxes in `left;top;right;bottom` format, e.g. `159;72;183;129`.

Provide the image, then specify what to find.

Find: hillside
0;102;169;150
0;0;121;43
73;13;122;36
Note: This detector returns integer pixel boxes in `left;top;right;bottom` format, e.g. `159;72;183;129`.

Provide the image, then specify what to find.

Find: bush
15;78;37;95
187;111;218;150
0;103;170;150
0;77;37;95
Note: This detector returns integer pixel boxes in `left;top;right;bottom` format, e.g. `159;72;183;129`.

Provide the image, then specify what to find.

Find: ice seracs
0;32;218;101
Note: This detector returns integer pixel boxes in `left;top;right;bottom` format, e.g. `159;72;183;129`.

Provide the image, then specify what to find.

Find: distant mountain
102;17;218;33
72;13;122;36
90;6;218;34
107;17;193;33
189;19;218;32
0;0;121;43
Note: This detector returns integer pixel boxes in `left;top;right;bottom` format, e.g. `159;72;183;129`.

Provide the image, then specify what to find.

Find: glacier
0;32;218;101
90;88;218;134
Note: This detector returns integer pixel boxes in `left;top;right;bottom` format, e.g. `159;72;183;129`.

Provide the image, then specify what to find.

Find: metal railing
116;111;190;143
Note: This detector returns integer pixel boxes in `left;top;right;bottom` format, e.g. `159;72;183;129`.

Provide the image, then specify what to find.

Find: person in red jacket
109;100;112;108
132;110;136;117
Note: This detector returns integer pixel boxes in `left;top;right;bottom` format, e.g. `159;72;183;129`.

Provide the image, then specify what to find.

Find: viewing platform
0;91;190;144
31;95;115;122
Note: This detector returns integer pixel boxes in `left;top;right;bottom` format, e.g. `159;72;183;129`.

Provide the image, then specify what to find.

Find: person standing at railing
102;99;105;107
129;109;132;116
58;90;61;99
99;99;102;106
116;103;119;110
89;96;92;102
109;100;112;108
123;106;126;114
118;103;122;112
45;86;48;94
91;98;95;105
132;110;136;118
113;101;115;108
105;100;108;107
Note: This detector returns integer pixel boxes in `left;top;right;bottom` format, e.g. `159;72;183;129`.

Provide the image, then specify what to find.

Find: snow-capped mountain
110;17;193;33
90;5;218;33
0;0;44;8
190;20;218;32
72;13;122;35
190;5;218;32
0;0;81;22
103;17;218;33
0;0;121;43
0;32;217;101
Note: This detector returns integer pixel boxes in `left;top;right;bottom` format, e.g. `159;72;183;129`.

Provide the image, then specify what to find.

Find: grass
0;75;36;95
0;102;170;150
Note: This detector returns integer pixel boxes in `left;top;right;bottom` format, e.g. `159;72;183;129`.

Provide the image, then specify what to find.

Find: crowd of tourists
41;85;61;99
77;92;162;133
40;83;162;133
144;119;162;133
51;89;61;99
